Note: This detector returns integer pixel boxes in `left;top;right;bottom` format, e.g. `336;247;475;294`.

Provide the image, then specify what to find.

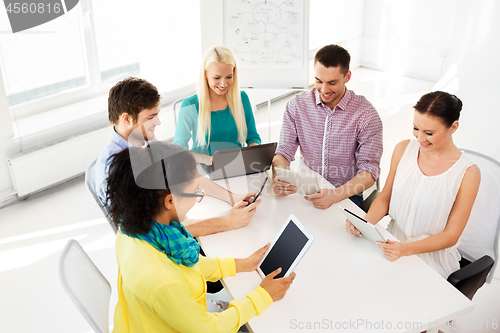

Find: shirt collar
112;126;158;150
314;88;322;105
111;126;133;150
337;88;353;111
314;87;353;111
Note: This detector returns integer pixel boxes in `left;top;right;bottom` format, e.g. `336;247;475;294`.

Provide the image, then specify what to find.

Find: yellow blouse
113;230;273;332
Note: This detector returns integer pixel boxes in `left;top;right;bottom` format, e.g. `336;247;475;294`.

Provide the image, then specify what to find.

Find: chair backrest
59;239;112;333
85;159;117;234
172;98;184;127
459;149;500;283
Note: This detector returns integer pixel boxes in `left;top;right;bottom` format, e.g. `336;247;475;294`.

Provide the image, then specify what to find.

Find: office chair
59;239;112;333
85;159;117;234
358;176;381;213
446;149;500;300
156;98;185;144
172;98;184;127
360;189;381;213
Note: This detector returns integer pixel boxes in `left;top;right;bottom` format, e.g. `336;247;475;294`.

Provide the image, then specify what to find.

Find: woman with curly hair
107;141;294;332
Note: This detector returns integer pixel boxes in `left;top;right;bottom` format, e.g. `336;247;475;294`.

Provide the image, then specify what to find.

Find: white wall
309;0;365;64
362;0;455;81
199;0;366;105
0;65;19;203
361;0;500;161
436;0;500;160
308;0;365;83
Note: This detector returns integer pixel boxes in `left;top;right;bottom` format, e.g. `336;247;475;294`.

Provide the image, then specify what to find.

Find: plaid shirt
276;88;383;187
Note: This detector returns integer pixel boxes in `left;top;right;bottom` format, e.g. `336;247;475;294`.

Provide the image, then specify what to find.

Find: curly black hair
106;142;197;235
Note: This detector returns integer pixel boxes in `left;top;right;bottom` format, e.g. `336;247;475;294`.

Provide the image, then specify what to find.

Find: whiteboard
223;0;309;89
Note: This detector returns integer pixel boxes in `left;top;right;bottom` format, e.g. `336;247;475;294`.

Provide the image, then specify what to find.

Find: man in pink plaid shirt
272;44;383;209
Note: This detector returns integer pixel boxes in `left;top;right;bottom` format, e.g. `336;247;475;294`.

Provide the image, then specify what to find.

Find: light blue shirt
94;127;131;205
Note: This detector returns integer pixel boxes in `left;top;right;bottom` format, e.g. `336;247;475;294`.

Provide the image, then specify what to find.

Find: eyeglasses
175;187;205;203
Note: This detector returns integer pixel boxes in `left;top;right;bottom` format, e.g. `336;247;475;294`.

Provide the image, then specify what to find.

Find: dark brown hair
314;44;351;75
106;142;197;235
108;77;161;124
414;91;463;127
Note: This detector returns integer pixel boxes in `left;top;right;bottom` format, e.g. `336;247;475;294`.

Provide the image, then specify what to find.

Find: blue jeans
349;193;363;207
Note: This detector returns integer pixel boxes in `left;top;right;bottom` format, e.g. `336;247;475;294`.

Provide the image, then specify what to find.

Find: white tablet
275;167;320;195
339;206;386;243
257;214;314;279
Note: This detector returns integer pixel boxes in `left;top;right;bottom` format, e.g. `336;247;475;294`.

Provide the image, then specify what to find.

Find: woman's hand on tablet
345;219;363;237
235;243;270;273
260;268;296;301
377;239;407;261
272;176;298;197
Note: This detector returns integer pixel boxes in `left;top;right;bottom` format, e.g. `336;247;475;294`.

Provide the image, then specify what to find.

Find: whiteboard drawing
225;0;304;69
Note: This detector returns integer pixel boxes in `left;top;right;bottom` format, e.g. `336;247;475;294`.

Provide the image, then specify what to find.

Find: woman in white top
346;91;481;278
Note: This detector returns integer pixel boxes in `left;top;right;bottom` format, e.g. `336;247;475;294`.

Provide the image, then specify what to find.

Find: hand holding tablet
257;214;314;279
259;268;296;301
234;242;296;302
340;206;386;243
275;167;320;196
272;170;298;197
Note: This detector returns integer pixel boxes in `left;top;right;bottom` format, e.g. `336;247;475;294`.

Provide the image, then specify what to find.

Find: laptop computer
200;142;277;180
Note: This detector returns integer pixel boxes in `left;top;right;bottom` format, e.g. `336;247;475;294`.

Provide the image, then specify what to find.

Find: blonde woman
174;45;261;165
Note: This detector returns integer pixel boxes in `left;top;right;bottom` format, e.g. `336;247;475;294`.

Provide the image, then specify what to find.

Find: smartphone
251;176;268;203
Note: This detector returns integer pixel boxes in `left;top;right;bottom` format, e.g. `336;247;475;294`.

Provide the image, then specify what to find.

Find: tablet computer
274;167;320;195
257;214;314;279
339;206;386;243
203;142;277;180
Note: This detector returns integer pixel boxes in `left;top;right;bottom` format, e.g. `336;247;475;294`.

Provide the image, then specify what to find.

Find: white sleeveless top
387;139;475;278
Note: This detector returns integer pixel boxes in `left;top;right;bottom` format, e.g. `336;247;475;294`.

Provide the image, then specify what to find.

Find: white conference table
188;164;473;333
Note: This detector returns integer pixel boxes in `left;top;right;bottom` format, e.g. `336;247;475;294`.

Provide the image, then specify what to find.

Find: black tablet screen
260;221;309;279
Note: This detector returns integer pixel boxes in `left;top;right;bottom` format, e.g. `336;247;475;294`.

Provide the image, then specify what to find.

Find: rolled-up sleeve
275;97;300;163
355;105;383;181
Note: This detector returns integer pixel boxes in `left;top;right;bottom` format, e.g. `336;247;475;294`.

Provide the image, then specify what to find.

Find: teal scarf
126;221;200;267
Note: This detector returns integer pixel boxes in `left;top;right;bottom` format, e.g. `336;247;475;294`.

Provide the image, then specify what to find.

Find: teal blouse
173;91;261;156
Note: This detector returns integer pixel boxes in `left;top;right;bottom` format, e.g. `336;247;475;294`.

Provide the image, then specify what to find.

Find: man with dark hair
272;44;383;209
95;77;260;237
314;44;351;74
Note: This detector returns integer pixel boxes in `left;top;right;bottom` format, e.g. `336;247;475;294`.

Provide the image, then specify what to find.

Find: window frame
6;0;201;121
5;0;109;120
